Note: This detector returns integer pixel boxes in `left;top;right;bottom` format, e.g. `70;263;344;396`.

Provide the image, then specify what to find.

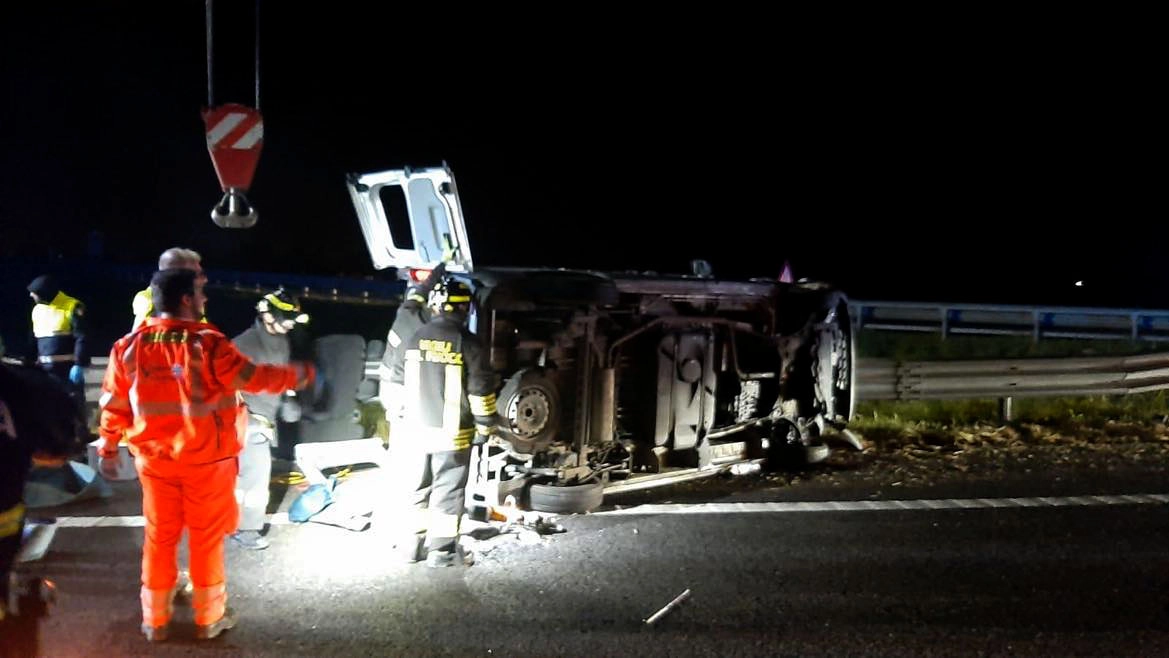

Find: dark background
0;4;1161;311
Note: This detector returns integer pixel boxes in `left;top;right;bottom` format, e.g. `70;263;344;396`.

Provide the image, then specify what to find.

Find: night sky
1;4;1160;308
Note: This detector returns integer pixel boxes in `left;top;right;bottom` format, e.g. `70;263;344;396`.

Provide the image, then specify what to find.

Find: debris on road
729;462;762;476
645;588;691;626
461;497;570;555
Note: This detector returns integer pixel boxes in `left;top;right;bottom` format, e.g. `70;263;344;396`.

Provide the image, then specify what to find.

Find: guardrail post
999;396;1014;422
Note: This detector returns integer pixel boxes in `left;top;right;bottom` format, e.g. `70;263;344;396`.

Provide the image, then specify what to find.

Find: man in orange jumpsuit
98;269;315;642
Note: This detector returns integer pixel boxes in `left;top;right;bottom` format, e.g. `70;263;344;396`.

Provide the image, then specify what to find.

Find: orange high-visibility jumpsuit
98;317;314;628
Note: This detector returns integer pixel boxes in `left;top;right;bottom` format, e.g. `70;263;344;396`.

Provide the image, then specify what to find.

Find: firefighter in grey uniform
230;289;309;550
386;278;497;567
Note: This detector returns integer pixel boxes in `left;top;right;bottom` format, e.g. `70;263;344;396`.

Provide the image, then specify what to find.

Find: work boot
392;534;427;564
195;607;237;640
426;545;474;568
140;622;169;642
229;530;270;551
139;586;174;643
426;550;457;568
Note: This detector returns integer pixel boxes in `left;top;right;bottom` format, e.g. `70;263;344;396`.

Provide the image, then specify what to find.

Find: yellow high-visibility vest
132;287;206;330
31;292;79;338
131;287;153;330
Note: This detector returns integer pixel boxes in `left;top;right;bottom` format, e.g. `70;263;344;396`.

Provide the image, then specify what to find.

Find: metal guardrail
857;352;1169;401
850;300;1169;343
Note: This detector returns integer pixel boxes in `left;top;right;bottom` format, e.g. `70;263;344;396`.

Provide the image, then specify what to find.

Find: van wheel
499;368;560;454
529;480;604;514
812;301;855;424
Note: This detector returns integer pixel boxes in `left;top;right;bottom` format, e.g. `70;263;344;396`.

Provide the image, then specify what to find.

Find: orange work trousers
136;455;238;626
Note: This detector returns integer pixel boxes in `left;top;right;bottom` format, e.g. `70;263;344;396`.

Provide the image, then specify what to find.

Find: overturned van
347;165;856;514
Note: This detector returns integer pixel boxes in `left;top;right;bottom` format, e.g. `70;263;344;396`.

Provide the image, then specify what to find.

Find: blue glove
69;365;85;386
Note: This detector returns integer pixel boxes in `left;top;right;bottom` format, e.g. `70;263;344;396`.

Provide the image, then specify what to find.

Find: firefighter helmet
257;288;309;325
431;279;473;315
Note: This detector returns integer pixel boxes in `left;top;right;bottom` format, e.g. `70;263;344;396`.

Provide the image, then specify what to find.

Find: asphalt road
9;455;1169;657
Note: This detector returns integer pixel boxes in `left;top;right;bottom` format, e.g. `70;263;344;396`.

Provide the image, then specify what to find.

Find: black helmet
432;279;473;315
257;288;309;325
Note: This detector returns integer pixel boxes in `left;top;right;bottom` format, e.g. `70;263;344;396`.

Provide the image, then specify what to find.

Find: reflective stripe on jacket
31;292;78;337
0;502;23;539
31;291;87;366
380;299;429;384
390;316;497;452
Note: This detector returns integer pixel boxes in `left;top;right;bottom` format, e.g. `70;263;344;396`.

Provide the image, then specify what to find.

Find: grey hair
158;247;203;271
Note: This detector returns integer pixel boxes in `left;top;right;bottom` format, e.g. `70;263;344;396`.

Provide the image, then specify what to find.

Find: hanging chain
206;0;214;107
254;0;261;110
205;0;261;109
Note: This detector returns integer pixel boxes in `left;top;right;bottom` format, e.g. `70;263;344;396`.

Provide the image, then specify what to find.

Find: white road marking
54;512;293;528
50;494;1169;526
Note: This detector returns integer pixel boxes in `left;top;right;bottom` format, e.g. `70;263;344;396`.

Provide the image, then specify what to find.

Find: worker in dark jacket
386;278;497;567
26;275;88;410
378;261;448;419
230;289;309;550
1;362;82;655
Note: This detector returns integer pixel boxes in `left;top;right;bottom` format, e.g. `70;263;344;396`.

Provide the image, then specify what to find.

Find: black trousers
39;364;87;429
0;527;43;658
0;530;17;604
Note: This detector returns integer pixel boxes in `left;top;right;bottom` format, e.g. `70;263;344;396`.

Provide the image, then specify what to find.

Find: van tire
529;480;604;514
